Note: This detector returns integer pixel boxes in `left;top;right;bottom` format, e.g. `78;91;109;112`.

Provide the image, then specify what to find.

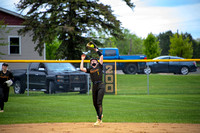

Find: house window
9;36;21;55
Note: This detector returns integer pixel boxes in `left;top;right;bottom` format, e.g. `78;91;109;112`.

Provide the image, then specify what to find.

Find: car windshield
46;63;76;72
153;56;168;60
153;56;184;60
170;56;184;59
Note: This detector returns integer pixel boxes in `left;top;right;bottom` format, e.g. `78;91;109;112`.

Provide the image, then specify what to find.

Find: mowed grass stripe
104;95;200;123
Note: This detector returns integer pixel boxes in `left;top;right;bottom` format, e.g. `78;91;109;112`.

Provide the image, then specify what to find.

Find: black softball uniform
87;63;105;120
0;70;14;110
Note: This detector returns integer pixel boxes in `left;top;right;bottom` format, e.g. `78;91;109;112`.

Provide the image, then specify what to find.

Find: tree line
46;28;200;59
143;31;199;59
87;29;199;59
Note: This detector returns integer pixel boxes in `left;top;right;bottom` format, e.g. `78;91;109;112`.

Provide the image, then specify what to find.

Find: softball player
0;63;14;112
80;48;105;126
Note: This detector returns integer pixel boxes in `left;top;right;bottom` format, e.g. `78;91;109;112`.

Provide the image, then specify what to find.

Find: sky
1;0;200;39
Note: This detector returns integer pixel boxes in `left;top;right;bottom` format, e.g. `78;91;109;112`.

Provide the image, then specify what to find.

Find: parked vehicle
100;48;147;74
12;63;90;94
0;62;2;71
144;56;197;75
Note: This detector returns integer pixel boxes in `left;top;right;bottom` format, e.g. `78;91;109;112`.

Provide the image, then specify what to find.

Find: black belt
93;81;102;84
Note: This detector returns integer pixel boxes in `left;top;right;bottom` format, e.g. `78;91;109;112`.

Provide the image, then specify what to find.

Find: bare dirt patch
0;123;200;133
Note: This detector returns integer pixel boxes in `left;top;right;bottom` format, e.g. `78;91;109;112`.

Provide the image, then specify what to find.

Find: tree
46;38;61;60
0;20;10;56
115;29;143;55
95;28;143;55
157;30;173;55
182;32;200;59
16;0;135;59
169;33;193;58
143;33;161;59
193;39;200;58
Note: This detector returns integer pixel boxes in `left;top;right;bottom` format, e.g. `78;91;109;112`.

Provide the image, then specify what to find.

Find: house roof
0;7;24;19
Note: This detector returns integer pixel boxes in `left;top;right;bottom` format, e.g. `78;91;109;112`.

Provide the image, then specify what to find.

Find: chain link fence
1;60;199;96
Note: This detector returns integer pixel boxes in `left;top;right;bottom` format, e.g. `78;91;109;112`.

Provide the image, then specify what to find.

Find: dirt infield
0;123;200;133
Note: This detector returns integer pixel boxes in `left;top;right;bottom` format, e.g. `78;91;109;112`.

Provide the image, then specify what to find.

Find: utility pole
128;38;132;55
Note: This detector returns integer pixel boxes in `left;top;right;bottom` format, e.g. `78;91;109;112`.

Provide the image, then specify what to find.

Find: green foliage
0;20;9;56
143;33;161;59
193;39;200;58
92;29;143;55
169;33;193;58
114;29;143;55
157;30;173;55
46;38;62;60
182;33;200;59
157;31;199;58
122;0;135;9
16;0;135;59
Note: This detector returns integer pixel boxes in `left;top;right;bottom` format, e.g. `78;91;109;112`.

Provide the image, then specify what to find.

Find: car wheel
144;67;151;74
14;80;25;94
48;81;55;94
122;68;128;74
180;66;189;75
124;64;138;74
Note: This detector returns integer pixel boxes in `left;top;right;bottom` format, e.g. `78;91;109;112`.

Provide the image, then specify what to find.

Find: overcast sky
1;0;200;39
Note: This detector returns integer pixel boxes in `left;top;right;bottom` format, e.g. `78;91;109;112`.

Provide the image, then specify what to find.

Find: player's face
2;65;8;71
90;60;98;68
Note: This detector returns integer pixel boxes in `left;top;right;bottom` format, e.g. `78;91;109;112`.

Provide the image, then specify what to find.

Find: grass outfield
0;74;200;124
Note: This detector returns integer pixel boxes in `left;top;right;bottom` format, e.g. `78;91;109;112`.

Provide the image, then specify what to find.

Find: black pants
92;83;105;120
0;86;9;110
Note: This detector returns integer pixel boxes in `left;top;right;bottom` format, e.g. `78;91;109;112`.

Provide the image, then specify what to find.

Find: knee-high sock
98;104;102;120
0;99;4;110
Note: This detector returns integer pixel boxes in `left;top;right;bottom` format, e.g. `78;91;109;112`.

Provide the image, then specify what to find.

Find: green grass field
117;74;200;95
0;74;200;124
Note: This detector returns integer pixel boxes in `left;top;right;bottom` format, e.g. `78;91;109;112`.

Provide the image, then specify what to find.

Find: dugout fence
0;59;200;96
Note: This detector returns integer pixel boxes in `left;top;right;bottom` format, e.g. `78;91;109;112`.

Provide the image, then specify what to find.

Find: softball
90;44;94;48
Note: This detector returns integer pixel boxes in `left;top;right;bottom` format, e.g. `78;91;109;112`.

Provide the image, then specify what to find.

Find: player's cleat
94;119;101;126
94;115;103;126
0;110;4;113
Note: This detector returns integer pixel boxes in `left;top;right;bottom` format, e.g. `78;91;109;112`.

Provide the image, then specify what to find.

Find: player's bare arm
95;48;103;65
80;54;87;72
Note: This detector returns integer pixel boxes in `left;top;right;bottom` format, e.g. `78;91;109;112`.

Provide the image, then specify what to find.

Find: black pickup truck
12;63;90;94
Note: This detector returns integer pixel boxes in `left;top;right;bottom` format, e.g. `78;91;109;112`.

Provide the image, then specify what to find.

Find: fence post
147;64;149;95
87;62;90;95
27;63;29;96
115;61;117;95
